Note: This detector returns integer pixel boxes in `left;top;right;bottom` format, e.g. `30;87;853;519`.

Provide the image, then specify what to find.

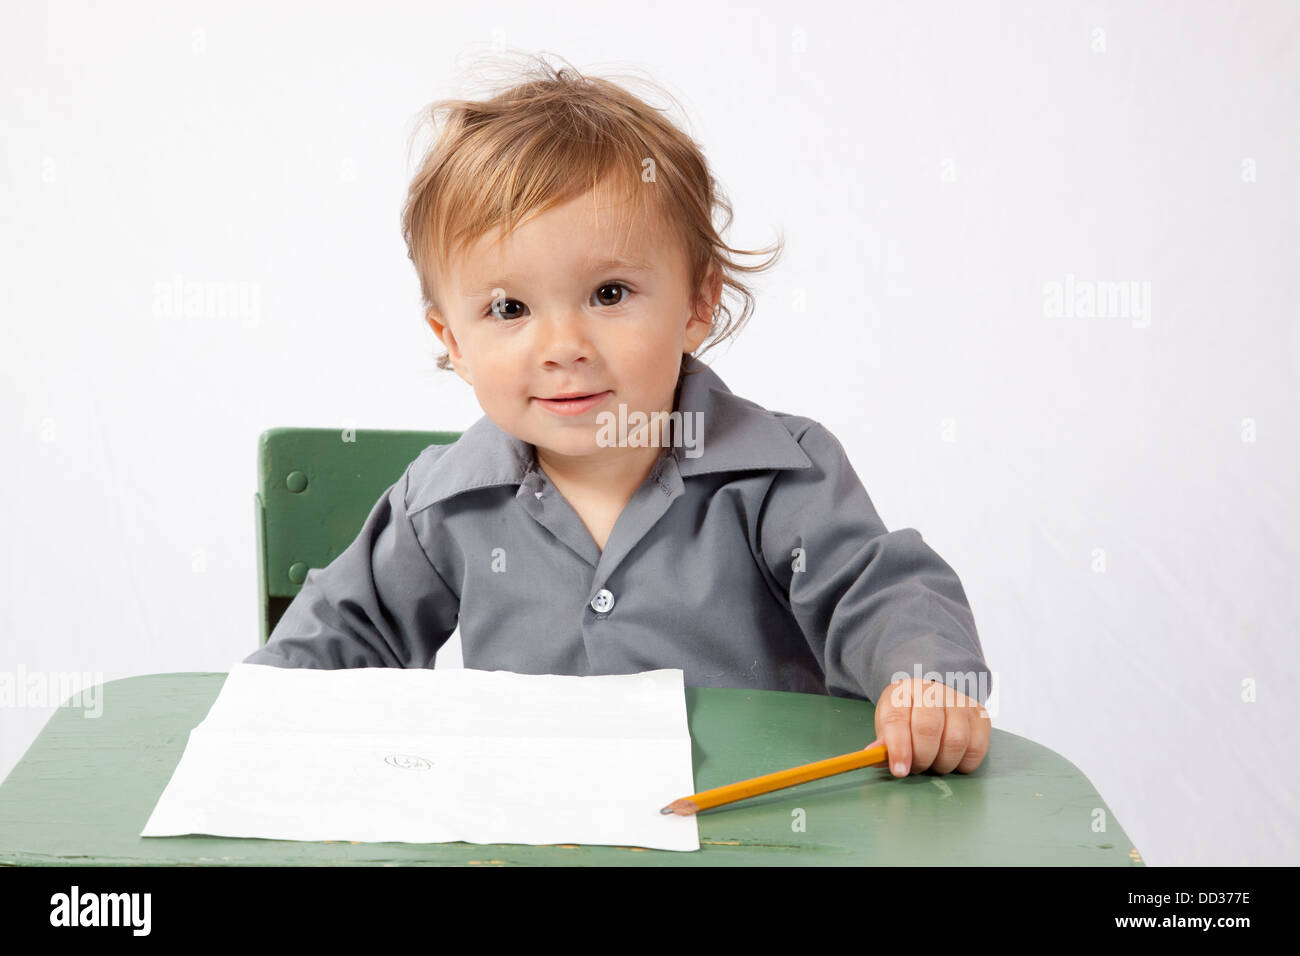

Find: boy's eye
482;282;633;320
593;281;632;307
485;296;526;321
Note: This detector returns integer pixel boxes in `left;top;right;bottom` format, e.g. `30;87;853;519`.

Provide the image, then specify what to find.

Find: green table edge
0;673;1144;866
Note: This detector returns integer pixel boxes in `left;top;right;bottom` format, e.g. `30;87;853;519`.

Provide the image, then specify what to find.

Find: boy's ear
425;308;473;386
685;264;722;352
424;307;447;340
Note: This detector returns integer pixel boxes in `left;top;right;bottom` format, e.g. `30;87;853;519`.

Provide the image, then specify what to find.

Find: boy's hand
865;678;991;777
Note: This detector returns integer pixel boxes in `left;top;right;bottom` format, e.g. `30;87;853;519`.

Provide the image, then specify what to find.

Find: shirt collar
406;355;811;514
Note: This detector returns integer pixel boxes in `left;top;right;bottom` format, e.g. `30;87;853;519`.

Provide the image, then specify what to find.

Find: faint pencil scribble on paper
385;754;433;770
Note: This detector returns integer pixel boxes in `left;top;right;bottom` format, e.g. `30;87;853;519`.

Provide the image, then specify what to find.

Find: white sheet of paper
140;663;699;851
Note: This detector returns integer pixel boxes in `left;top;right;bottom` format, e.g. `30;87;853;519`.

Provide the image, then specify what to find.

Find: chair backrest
254;427;461;643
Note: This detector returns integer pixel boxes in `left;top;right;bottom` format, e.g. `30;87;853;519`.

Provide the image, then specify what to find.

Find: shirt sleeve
243;462;460;669
758;421;992;707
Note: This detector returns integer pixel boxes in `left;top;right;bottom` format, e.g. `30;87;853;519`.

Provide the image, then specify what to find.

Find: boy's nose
536;310;596;365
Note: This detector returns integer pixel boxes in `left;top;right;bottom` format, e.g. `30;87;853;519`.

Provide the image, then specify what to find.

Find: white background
2;0;1296;865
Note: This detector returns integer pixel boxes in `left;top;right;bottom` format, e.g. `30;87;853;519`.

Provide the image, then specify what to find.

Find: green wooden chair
254;427;462;644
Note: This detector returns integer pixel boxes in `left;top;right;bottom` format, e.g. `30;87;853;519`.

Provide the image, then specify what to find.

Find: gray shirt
245;357;992;706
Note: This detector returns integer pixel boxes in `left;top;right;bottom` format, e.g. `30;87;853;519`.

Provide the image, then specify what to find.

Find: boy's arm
245;462;459;669
758;421;991;707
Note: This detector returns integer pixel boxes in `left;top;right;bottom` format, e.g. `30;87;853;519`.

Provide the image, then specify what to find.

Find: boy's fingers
955;705;993;773
874;679;991;777
930;705;972;775
875;681;914;777
908;681;946;774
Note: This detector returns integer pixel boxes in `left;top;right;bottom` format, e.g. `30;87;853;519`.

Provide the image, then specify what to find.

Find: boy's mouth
534;390;611;415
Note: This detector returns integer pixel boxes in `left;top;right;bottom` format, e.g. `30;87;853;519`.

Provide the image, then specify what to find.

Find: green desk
0;674;1143;865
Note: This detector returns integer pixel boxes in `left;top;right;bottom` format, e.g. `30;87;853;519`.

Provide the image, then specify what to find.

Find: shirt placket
513;450;686;636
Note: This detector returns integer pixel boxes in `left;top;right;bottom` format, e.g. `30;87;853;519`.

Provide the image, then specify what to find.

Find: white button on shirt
245;356;992;706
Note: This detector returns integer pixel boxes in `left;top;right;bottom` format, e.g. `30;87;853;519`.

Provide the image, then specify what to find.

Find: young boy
245;60;993;779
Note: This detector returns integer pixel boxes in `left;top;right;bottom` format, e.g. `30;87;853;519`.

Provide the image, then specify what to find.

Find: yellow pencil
660;743;891;815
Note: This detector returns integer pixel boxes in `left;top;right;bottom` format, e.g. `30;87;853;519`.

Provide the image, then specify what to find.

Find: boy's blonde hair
400;53;783;375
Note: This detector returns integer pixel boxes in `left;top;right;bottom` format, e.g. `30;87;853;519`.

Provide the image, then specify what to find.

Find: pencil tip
659;799;698;816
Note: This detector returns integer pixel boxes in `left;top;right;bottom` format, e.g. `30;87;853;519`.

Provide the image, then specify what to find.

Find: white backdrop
2;0;1296;866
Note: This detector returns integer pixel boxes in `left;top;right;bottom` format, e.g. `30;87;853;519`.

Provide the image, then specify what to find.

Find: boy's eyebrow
585;256;654;272
462;257;655;296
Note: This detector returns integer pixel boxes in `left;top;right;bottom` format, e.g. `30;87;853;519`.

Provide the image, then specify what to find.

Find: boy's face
426;182;717;466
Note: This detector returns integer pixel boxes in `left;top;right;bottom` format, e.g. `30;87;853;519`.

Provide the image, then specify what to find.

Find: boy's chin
533;431;609;459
